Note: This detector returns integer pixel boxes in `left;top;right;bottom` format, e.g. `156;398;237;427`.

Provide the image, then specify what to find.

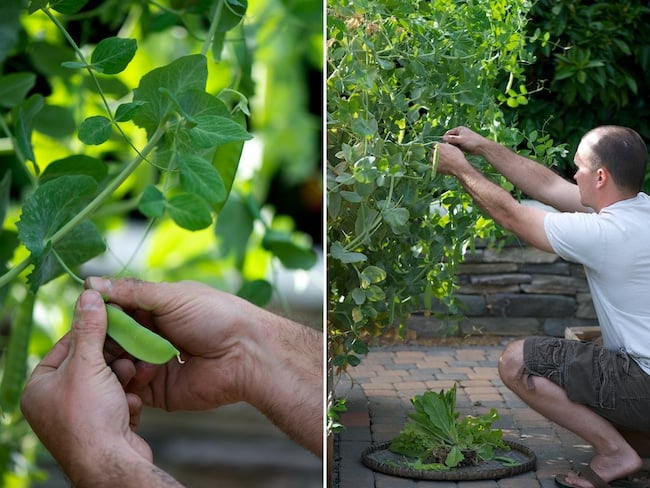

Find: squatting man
435;125;650;488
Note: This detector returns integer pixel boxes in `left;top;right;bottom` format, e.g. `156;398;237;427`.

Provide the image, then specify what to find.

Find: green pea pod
0;292;36;414
431;142;439;175
105;304;182;364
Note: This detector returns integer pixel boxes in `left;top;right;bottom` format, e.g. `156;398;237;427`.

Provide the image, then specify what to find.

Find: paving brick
453;481;498;488
375;473;418;487
405;368;443;380
497;476;539;488
415;358;454;368
414;482;456;488
469;367;500;380
456;349;489;360
362;386;397;396
394;381;428;390
424;380;459;391
394;350;428;360
339;411;369;427
333;343;606;488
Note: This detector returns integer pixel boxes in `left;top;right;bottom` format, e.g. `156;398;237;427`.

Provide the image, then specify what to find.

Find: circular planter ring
361;439;536;481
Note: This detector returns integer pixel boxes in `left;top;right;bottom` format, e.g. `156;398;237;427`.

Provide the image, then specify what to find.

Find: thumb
70;290;108;361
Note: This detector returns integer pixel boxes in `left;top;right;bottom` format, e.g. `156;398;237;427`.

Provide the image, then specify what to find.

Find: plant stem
0;259;32;290
116;217;156;276
52;249;85;285
201;0;225;57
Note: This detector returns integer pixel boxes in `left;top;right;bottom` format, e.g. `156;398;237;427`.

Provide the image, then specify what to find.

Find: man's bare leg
499;340;642;488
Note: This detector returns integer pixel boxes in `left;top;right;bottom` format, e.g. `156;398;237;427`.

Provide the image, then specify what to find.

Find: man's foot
555;453;643;488
555;466;610;488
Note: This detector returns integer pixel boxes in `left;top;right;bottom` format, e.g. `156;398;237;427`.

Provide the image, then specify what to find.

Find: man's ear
596;167;607;187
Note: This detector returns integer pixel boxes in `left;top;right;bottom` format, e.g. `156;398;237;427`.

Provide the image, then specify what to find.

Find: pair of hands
433;126;488;175
21;277;305;485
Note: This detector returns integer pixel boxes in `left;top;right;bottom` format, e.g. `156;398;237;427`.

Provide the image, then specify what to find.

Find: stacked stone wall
406;238;598;338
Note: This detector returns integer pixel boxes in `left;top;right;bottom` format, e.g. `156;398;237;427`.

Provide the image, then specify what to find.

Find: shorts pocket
595;348;616;410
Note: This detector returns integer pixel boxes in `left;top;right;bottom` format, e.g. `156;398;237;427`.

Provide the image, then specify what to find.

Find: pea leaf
28;41;75;77
330;241;367;264
351;288;365;305
61;61;87;70
133;54;207;137
138;185;166;218
28;0;48;14
14;95;44;165
167;193;213;231
188;114;252;148
78;115;112;145
0;73;36;108
236;279;273;307
262;230;317;270
90;37;137;75
360;265;387;287
114;101;146;122
39;155;107;184
216;0;247;32
17;175;97;257
49;0;90;14
175;90;252;148
33;105;76;138
383;207;409;233
177;155;226;207
212;111;247;212
155;90;251;173
28;220;105;291
0;1;22;64
215;193;254;269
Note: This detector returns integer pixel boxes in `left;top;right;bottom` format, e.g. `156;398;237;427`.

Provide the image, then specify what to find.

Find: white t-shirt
544;193;650;374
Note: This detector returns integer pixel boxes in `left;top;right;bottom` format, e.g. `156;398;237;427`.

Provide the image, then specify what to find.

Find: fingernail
79;290;103;310
87;276;111;295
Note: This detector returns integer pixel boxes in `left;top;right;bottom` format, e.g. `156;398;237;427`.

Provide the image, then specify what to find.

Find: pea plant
0;0;320;485
327;0;566;376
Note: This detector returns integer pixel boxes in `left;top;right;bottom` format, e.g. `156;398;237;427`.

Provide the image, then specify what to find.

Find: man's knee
498;339;526;385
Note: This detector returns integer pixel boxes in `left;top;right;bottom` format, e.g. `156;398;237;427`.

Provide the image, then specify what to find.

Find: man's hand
86;277;324;457
443;126;489;154
433;142;471;176
21;290;155;486
84;277;265;411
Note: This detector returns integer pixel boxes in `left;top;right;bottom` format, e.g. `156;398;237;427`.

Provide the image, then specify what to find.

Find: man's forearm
68;450;184;488
477;139;586;213
453;160;518;230
478;140;558;199
249;312;324;457
450;161;553;252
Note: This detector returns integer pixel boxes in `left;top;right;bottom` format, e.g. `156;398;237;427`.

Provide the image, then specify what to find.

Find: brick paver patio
332;340;596;487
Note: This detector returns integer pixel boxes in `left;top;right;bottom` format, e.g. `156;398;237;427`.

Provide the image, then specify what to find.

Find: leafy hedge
511;0;650;183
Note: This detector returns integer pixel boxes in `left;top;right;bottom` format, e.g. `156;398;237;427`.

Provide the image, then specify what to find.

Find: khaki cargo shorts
523;336;650;430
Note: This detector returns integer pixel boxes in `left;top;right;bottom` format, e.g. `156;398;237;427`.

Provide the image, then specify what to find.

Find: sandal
555;466;611;488
555;467;650;488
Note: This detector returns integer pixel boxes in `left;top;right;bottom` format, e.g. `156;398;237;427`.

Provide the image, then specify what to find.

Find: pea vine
327;0;533;372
